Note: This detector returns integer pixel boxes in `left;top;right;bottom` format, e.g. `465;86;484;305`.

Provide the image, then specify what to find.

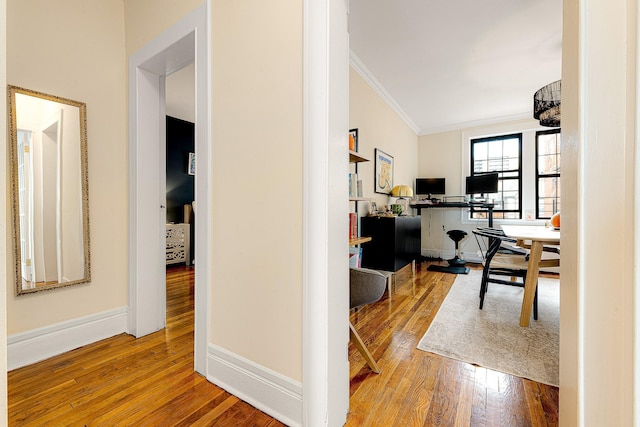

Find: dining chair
472;227;538;320
349;267;387;373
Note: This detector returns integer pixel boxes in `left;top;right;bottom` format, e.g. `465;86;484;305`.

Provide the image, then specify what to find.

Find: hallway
8;266;283;426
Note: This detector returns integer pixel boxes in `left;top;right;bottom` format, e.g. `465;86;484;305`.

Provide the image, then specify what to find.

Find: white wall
417;118;555;262
166;63;195;123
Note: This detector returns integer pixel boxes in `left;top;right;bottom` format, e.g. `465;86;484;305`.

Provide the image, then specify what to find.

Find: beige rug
417;269;559;386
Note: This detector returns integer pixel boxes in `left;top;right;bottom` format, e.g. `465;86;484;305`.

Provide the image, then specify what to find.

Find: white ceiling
349;0;563;135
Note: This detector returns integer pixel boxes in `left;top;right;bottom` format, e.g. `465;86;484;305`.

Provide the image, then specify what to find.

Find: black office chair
447;229;468;267
472;227;538;320
427;229;470;274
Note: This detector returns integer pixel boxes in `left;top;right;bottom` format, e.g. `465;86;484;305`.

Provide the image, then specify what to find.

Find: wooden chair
349;267;387;373
472;228;538;320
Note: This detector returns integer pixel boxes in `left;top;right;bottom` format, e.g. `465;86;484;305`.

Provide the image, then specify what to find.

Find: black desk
410;201;495;227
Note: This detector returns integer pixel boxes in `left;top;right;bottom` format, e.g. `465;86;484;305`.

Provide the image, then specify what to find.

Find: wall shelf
349;150;369;163
349;236;372;246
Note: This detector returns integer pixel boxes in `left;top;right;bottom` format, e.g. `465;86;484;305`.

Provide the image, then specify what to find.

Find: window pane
538;153;559;174
501;179;519;192
536;130;561;219
538;176;561;218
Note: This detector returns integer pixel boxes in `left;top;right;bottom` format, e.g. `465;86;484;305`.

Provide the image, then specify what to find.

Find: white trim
7;307;128;370
128;2;210;375
207;344;302;427
195;0;213;376
419;112;533;136
635;0;640;420
349;50;420;134
304;0;351;424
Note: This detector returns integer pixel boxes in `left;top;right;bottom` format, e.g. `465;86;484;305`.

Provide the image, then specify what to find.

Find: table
501;225;560;326
410;201;495;226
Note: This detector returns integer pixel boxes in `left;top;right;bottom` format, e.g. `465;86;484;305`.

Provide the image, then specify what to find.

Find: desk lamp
391;185;413;215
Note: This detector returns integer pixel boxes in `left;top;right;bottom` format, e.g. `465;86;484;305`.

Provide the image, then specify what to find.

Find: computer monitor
415;178;446;198
465;172;499;196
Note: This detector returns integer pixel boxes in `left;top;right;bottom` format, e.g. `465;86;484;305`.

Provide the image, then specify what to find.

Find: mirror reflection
8;85;90;295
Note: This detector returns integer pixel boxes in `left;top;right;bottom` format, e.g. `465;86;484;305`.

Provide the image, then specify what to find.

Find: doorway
128;4;209;375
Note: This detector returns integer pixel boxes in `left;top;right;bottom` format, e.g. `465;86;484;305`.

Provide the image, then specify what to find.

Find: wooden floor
345;262;559;426
8;266;285;426
8;262;558;426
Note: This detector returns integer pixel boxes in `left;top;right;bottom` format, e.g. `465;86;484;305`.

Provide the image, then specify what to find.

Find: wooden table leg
519;240;543;327
349;321;381;373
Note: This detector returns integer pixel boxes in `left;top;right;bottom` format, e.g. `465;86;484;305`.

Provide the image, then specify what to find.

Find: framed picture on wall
188;152;196;175
374;148;394;194
349;128;358;151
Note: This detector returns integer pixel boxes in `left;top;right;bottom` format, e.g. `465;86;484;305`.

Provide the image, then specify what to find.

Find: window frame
469;133;523;220
535;128;561;219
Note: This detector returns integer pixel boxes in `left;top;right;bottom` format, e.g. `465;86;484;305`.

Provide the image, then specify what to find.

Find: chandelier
533;80;561;127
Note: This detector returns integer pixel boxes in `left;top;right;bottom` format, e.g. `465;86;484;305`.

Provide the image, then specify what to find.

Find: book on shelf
348;173;358;198
349;212;358;240
349;246;362;268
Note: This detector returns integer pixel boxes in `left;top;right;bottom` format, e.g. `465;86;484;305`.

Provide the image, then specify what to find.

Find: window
536;129;561;219
470;134;522;219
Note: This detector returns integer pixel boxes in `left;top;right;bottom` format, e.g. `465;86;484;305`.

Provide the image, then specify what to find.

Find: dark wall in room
166;116;195;223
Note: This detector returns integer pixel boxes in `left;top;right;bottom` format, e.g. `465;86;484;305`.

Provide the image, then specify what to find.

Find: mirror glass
8;85;90;295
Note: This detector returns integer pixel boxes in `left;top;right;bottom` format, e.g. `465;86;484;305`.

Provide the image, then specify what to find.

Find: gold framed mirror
8;85;90;295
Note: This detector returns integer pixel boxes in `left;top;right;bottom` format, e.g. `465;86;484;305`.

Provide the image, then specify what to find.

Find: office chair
349;267;387;373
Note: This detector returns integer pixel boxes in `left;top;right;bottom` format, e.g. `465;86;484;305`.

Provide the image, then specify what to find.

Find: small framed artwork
188;152;196;175
374;148;394;194
349;128;358;151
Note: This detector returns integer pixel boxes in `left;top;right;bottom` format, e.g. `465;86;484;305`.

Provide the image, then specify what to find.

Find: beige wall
123;0;203;56
349;67;419;210
561;0;636;424
6;0;128;333
123;0;304;380
209;0;303;380
1;0;8;421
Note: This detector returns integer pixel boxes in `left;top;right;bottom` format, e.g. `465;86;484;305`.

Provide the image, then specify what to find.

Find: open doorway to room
164;63;196;339
128;4;209;375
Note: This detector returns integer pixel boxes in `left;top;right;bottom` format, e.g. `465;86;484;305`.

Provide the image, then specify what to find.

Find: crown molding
418;112;533;136
349;51;420;135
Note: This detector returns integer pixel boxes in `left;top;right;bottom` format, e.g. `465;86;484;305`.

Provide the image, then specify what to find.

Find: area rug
417;269;559;386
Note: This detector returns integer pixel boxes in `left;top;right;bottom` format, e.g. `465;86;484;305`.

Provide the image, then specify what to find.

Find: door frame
128;2;210;375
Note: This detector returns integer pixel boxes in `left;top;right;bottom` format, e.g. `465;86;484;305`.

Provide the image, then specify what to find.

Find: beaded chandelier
533;80;561;127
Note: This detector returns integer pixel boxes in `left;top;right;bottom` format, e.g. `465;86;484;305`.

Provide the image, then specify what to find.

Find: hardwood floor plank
470;367;488;427
423;357;464;426
453;363;475;426
499;373;531;427
523;380;552;427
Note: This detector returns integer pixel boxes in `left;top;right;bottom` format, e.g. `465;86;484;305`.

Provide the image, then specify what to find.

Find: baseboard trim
421;249;482;264
8;307;128;370
207;344;302;427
